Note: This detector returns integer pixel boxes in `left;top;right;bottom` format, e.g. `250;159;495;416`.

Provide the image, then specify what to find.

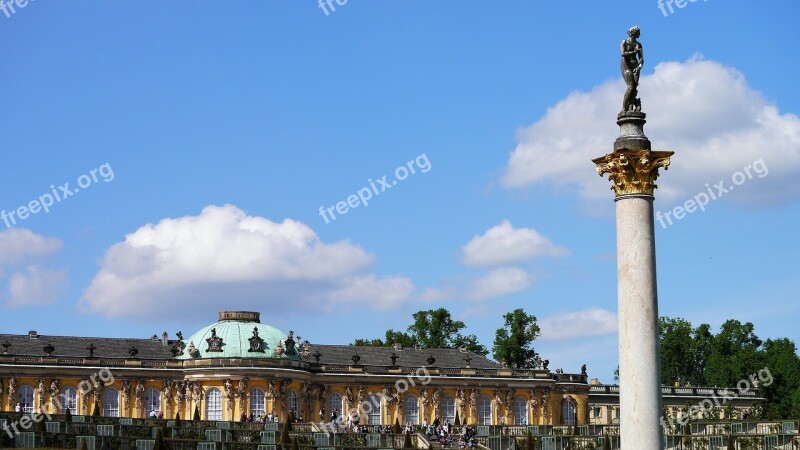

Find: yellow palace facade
0;311;590;427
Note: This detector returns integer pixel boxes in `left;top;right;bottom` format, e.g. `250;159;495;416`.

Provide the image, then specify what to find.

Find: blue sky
1;1;798;383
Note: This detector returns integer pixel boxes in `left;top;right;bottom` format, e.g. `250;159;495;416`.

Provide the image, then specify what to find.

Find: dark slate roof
308;344;500;369
0;333;176;360
0;334;499;369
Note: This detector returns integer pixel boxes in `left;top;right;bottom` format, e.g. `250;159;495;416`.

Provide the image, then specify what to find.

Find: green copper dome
178;311;296;360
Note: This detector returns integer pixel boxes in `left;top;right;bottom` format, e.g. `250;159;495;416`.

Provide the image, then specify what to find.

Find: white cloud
79;204;415;319
7;266;68;307
0;229;67;307
462;220;567;267
539;308;618;341
466;267;534;301
502;56;800;206
0;228;62;265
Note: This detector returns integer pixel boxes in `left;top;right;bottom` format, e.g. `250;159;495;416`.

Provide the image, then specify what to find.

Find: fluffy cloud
8;266;67;307
462;220;567;267
539;308;618;341
0;229;62;265
0;229;67;307
466;267;534;301
502;56;800;206
79;205;415;319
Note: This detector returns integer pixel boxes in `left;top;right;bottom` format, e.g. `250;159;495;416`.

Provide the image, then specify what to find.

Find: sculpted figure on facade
267;380;277;400
49;379;61;405
223;379;235;412
237;378;248;406
505;389;515;421
357;385;366;404
0;379;4;407
469;389;478;417
530;390;539;420
121;380;131;412
541;392;550;420
162;379;173;407
432;388;442;415
191;381;203;404
420;388;430;418
345;385;353;406
36;378;45;410
457;388;466;418
174;380;186;410
134;380;145;410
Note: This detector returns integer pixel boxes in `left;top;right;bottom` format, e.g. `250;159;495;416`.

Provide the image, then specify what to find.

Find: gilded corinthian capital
592;149;673;197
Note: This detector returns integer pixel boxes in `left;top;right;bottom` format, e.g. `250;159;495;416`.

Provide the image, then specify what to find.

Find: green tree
492;309;540;369
659;317;698;385
353;308;488;356
153;427;166;450
704;320;763;387
193;405;201;421
760;338;800;419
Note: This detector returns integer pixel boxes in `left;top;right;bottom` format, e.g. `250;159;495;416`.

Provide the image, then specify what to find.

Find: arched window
251;388;266;418
328;393;343;420
405;395;419;424
145;388;161;415
61;387;77;414
441;396;455;425
514;397;528;425
18;385;34;413
561;398;576;426
366;393;382;425
478;396;492;425
103;388;119;417
288;390;298;417
206;388;222;421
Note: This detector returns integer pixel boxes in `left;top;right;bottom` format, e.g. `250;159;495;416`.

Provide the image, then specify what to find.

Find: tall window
404;395;419;424
145;388;161;415
366;393;382;425
562;399;576;426
18;385;34;413
478;396;492;425
288;390;298;417
251;388;266;418
514;397;528;425
328;393;343;419
103;388;119;417
206;388;222;421
61;387;77;414
441;396;455;424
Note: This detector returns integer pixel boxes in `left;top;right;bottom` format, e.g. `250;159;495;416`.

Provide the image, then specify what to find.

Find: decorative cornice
592;149;674;197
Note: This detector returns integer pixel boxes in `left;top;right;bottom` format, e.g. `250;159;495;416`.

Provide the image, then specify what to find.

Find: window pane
288;390;298;416
103;389;119;417
441;396;455;424
478;396;492;425
19;386;34;413
146;388;161;415
328;393;342;421
206;388;222;421
405;395;419;425
61;387;77;415
561;400;576;426
514;397;528;425
251;388;265;418
367;393;381;425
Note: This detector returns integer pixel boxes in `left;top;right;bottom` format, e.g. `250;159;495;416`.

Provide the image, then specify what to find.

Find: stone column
593;111;673;450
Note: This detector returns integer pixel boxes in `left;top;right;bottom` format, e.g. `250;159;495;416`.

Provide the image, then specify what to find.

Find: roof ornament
86;343;96;358
390;352;399;366
312;350;322;363
464;354;472;368
1;341;10;355
284;331;297;356
275;340;284;357
300;341;312;361
187;341;199;358
206;327;224;352
43;344;55;356
351;352;361;365
248;326;266;353
426;356;436;366
128;347;139;358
